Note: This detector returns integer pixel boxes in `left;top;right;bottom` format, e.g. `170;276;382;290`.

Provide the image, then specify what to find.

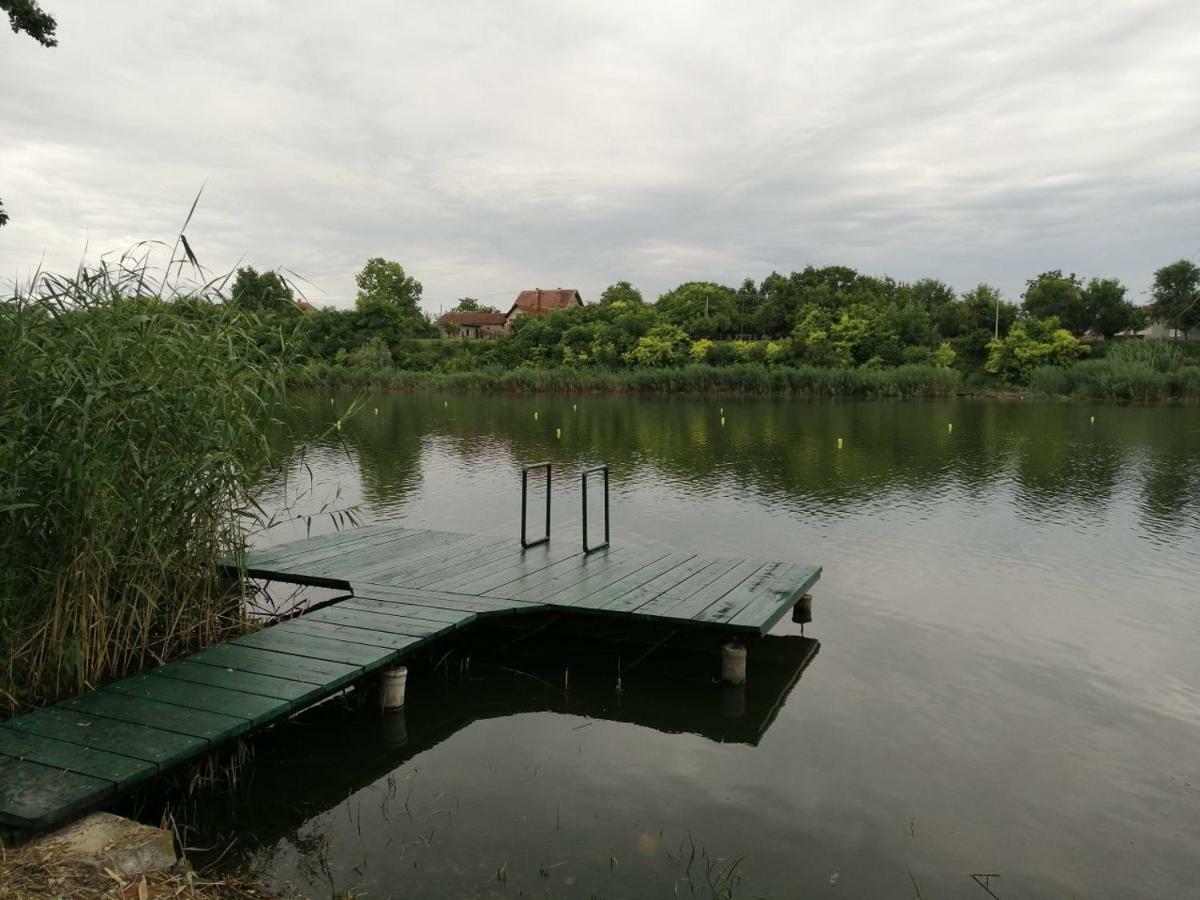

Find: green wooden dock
0;523;820;834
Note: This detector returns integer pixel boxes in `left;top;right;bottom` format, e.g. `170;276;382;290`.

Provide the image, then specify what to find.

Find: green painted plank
725;564;822;632
0;755;115;830
394;542;523;589
187;643;361;688
300;530;472;580
630;558;746;617
60;692;248;743
5;707;207;769
661;560;772;622
504;548;665;604
691;561;796;624
303;605;461;636
559;553;696;609
283;619;429;653
154;659;329;705
233;625;395;669
337;596;477;626
240;523;410;568
479;545;625;600
0;727;151;790
103;674;289;727
352;583;543;615
587;555;718;614
334;533;501;583
432;543;582;594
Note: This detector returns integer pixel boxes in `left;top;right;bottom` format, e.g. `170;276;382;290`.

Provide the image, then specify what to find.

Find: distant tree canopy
229;267;295;313
0;198;8;228
1082;277;1139;338
450;297;499;314
1022;270;1138;337
355;258;422;312
1151;259;1200;337
599;281;644;305
2;0;57;46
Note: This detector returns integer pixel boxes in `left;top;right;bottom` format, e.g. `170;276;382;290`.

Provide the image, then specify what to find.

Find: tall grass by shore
296;362;963;398
1029;341;1200;400
0;257;286;714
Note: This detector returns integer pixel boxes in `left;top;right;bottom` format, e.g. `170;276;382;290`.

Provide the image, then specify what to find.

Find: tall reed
0;253;286;713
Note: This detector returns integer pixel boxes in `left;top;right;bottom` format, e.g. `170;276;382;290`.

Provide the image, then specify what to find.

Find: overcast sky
2;0;1198;312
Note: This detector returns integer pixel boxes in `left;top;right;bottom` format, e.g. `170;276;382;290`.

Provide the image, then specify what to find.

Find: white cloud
1;0;1197;310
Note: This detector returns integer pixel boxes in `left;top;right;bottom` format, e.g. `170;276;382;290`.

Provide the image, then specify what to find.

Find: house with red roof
437;288;584;338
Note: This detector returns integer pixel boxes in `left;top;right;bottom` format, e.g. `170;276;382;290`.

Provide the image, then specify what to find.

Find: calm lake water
197;392;1200;899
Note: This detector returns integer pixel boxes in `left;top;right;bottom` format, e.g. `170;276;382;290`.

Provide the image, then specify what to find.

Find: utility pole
994;294;1001;340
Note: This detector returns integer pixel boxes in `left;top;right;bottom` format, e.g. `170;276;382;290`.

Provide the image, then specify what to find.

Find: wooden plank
300;530;473;580
393;542;522;589
586;554;718;614
187;643;361;688
283;619;430;652
59;693;248;743
0;755;115;831
337;596;477;626
504;548;667;605
346;533;508;583
432;543;582;594
103;674;289;727
4;707;207;769
692;561;801;625
153;659;329;705
559;553;696;609
233;625;396;669
658;560;772;622
0;728;151;790
241;523;412;568
303;605;462;637
352;583;543;614
725;565;822;632
630;558;747;617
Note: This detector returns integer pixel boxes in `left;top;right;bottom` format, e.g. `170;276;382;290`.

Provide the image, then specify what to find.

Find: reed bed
0;252;286;714
297;362;962;398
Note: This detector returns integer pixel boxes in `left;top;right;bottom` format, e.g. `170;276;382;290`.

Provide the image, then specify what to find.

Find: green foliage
599;281;644;305
0;259;285;711
1082;277;1138;337
624;323;691;367
347;335;393;369
355;258;423;313
230;266;296;314
1022;271;1088;334
655;282;738;339
0;198;7;227
2;0;57;46
985;317;1089;382
1104;338;1186;372
450;297;498;313
1151;259;1200;337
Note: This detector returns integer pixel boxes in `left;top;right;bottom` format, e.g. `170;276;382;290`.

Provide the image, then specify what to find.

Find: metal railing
520;461;552;548
581;465;610;553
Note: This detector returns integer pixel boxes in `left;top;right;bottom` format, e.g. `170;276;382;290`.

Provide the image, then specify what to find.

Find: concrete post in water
721;641;747;685
380;666;407;710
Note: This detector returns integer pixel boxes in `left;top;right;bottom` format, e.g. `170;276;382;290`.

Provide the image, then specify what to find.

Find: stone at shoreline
22;812;177;877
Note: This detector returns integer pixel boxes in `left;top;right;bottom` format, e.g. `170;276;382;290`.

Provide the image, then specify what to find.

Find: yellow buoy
330;398;335;404
373;408;379;415
837;437;843;449
720;407;724;415
534;411;539;420
720;417;725;427
335;421;341;430
556;428;562;439
573;403;577;411
948;423;953;433
1090;415;1095;424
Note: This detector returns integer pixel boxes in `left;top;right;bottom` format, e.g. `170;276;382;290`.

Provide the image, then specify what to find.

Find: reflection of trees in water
278;393;1200;537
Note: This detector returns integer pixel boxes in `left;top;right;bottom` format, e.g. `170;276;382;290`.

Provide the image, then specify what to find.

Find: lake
195;392;1200;898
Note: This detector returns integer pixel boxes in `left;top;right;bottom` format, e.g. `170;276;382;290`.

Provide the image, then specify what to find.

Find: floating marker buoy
720;417;726;427
330;398;335;404
556;428;561;439
534;411;539;420
443;400;447;408
335;421;341;430
948;423;953;433
573;403;577;411
720;407;724;415
1090;416;1095;424
837;437;843;449
374;408;379;415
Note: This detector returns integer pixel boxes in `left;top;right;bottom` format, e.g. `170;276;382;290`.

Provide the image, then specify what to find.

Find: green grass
0;255;287;714
294;362;963;397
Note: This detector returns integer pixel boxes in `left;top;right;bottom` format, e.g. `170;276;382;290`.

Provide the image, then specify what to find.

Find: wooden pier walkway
0;524;820;834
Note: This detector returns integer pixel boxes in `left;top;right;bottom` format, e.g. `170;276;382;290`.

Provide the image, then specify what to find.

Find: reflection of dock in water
171;617;821;847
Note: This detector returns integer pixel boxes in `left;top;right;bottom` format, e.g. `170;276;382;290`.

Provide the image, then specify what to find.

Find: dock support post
792;593;813;626
721;641;747;685
380;666;408;710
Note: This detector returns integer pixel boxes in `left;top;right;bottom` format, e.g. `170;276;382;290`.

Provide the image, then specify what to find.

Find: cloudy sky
2;0;1197;312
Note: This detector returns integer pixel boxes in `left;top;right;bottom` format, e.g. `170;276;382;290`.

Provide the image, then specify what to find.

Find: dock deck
0;525;820;833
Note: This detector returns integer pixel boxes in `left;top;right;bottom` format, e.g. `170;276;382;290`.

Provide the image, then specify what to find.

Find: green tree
655;282;736;339
1022;271;1088;335
0;198;7;228
985;317;1089;382
2;0;57;46
623;323;691;367
355;258;423;313
449;297;498;313
1151;259;1200;338
1082;277;1138;338
229;267;295;313
599;281;644;305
